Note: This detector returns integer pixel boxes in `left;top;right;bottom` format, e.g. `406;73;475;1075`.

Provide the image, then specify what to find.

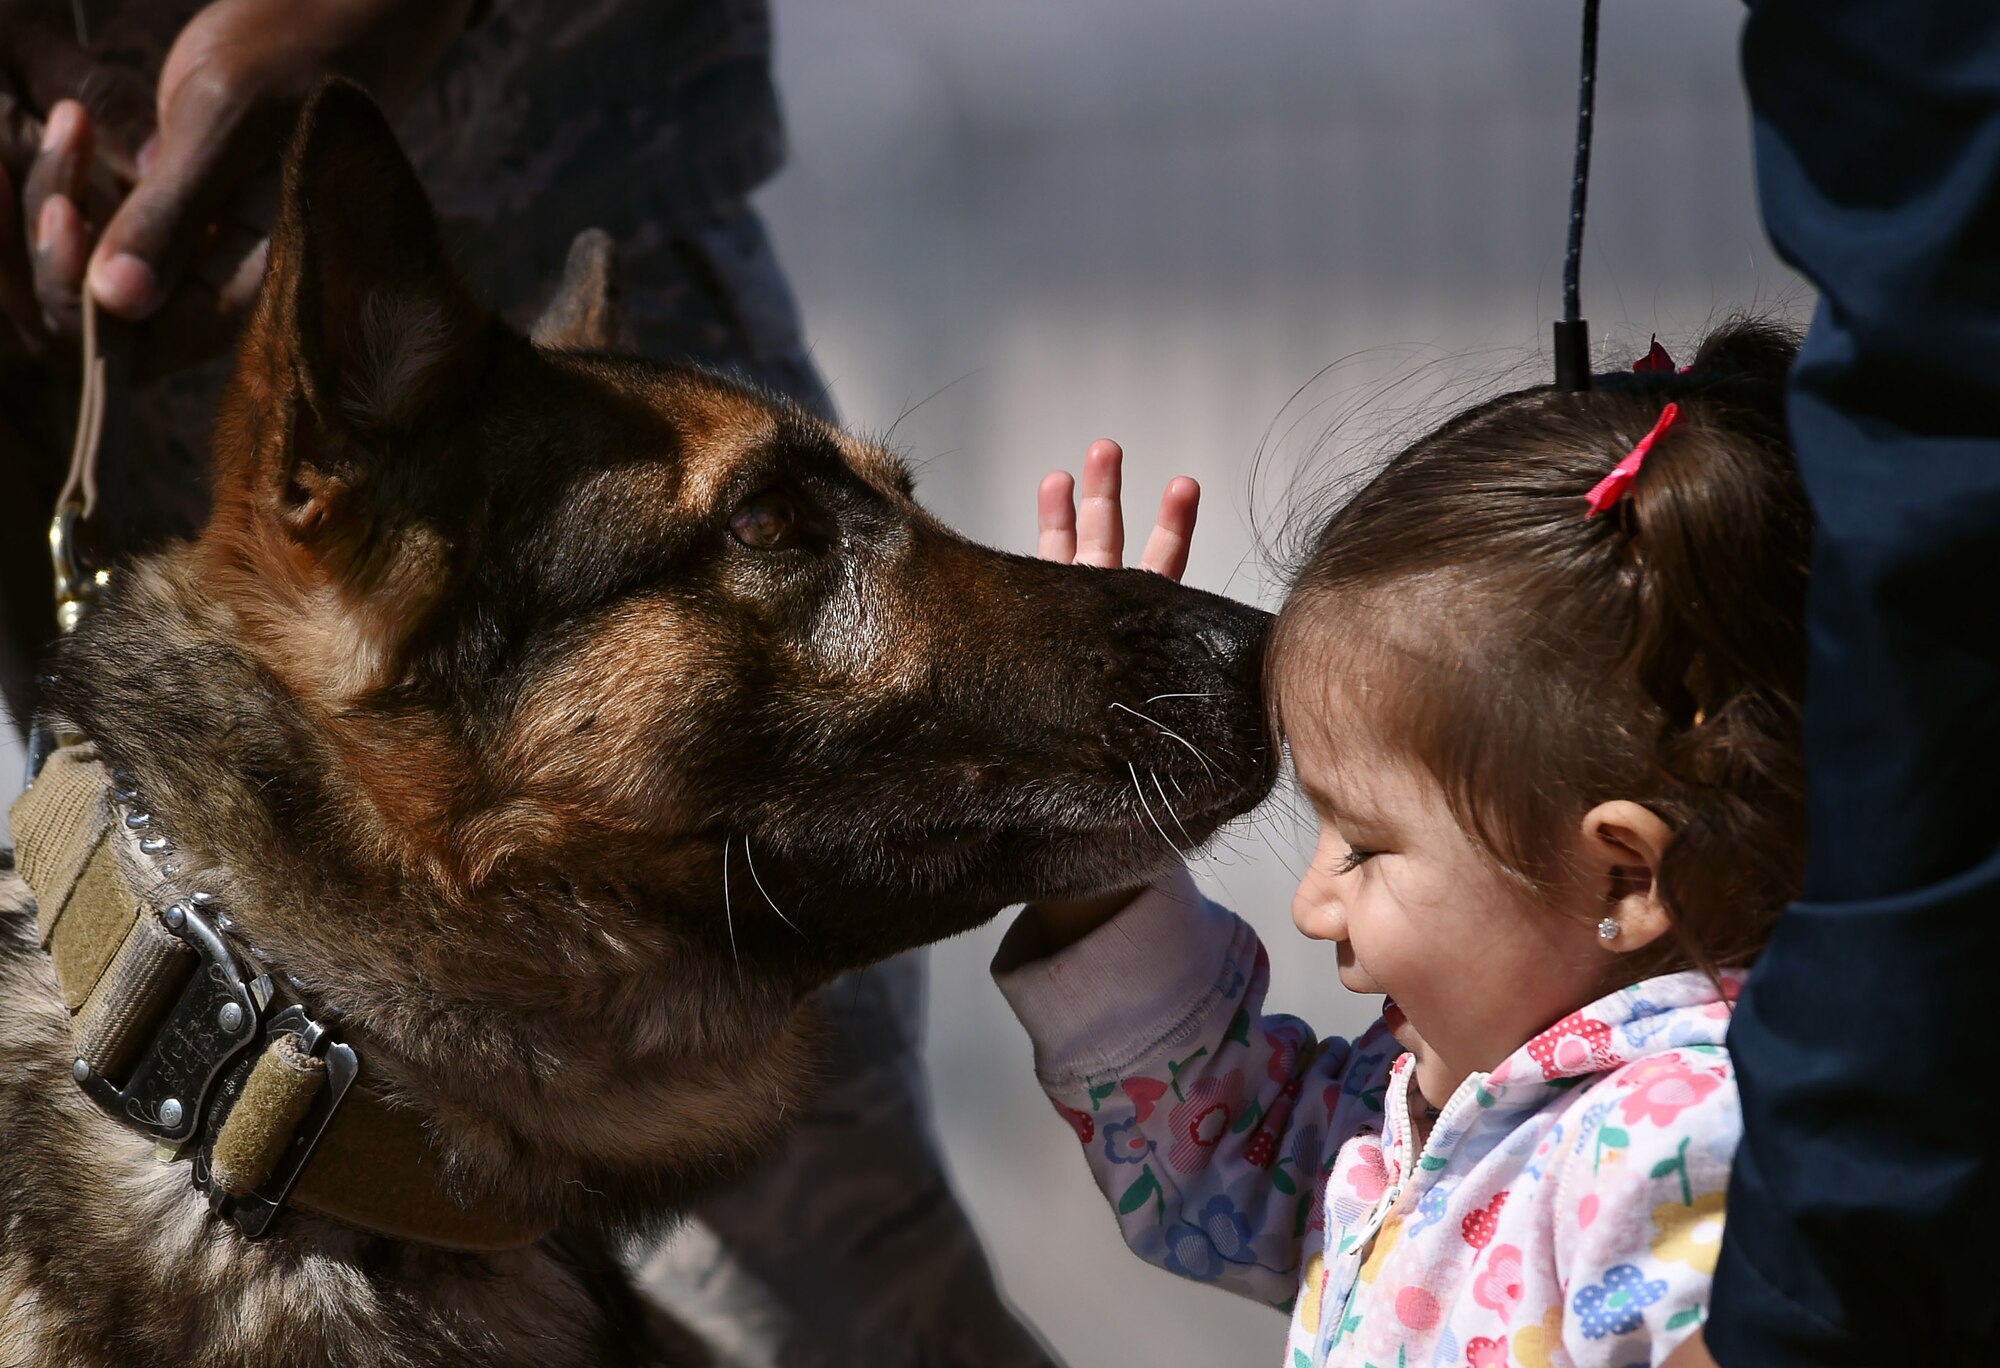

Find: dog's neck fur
43;548;817;1230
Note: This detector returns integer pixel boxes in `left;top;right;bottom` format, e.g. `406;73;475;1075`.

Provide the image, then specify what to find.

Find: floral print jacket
992;870;1741;1368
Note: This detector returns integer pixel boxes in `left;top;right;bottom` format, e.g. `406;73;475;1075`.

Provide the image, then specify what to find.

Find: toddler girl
999;323;1810;1367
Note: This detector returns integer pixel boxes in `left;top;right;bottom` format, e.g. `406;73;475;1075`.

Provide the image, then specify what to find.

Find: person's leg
1713;5;2000;1364
641;950;1056;1367
591;205;1057;1367
616;211;836;421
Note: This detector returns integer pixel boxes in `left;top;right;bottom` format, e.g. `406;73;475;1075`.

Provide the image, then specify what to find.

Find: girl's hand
1037;438;1200;578
1028;438;1201;950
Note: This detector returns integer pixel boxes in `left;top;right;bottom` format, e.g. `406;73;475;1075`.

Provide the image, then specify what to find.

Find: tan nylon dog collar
10;744;549;1252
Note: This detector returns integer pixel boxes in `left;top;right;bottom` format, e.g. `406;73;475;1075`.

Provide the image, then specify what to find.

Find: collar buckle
195;1004;360;1238
72;899;261;1146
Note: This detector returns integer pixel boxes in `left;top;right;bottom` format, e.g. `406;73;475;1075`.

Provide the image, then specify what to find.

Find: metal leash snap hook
49;500;110;635
27;287;122;786
28;505;108;781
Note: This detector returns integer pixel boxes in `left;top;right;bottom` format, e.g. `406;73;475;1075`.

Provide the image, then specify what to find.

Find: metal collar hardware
71;898;261;1145
196;1005;361;1239
16;747;549;1252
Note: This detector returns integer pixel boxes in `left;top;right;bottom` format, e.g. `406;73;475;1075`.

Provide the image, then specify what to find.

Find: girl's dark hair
1271;320;1810;977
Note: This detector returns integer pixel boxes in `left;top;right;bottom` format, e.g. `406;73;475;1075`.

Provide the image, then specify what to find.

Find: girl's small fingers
1139;476;1201;581
1036;470;1078;563
1075;438;1125;568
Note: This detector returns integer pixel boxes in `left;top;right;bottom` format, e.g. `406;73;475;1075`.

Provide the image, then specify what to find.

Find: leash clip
25;504;110;784
27;308;117;786
50;500;110;635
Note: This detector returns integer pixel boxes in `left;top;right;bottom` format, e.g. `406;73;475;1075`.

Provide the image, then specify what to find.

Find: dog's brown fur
0;84;1274;1367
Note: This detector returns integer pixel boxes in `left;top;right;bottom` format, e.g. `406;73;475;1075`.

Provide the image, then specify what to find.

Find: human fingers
0;74;44;178
1037;470;1078;564
1137;476;1200;581
23;101;95;338
1074;437;1126;568
86;66;265;320
8;21;156;178
88;0;480;323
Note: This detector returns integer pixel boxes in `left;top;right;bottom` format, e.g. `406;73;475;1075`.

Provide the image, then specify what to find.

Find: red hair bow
1633;337;1676;372
1585;403;1682;518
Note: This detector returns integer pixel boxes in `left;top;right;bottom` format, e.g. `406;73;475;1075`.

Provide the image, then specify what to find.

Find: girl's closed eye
1333;846;1377;875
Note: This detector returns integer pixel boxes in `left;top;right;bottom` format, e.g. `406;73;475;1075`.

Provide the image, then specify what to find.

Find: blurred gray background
0;3;1805;1364
754;1;1803;1364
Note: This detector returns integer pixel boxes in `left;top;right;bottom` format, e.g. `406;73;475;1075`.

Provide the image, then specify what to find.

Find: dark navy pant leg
1720;5;2000;1363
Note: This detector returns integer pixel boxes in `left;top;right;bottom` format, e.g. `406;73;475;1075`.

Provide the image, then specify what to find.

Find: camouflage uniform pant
601;211;1058;1368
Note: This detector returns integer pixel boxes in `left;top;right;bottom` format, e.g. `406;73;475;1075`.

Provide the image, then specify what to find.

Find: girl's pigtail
1623;320;1811;967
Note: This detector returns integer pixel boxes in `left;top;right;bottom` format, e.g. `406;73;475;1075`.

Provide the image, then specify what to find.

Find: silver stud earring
1597;917;1620;944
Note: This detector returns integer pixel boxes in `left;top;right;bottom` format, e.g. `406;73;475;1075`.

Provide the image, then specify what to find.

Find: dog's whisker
1152;769;1196;847
744;838;806;939
720;834;742;980
1110;702;1220;776
1130;762;1179;855
1142;692;1223;704
882;368;978;450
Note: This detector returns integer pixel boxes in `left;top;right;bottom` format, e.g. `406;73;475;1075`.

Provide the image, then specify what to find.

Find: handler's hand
4;94;115;359
1029;438;1201;950
15;0;471;373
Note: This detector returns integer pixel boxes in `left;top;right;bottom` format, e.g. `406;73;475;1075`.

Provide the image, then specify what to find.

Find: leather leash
26;295;119;783
50;0;115;640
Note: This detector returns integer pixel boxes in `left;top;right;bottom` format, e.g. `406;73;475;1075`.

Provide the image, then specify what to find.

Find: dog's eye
729;492;800;550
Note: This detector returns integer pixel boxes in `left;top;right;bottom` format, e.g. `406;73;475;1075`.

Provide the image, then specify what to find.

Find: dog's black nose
1189;605;1270;691
1196;624;1242;665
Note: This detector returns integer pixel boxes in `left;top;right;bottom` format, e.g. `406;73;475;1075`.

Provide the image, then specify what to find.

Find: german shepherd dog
0;84;1272;1366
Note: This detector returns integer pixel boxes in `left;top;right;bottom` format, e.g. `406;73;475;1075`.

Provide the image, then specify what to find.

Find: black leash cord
1553;0;1601;392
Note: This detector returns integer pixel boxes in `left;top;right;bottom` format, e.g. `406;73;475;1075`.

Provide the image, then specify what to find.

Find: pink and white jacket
993;869;1741;1368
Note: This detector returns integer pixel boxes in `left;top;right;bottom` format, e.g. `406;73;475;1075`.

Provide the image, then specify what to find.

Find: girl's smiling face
1285;700;1614;1111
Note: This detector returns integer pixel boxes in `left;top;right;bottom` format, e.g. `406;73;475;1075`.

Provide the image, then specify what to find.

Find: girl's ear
1578;800;1675;953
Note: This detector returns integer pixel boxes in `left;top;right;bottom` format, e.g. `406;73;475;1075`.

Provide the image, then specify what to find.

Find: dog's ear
228;78;488;476
531;228;631;352
213;79;487;697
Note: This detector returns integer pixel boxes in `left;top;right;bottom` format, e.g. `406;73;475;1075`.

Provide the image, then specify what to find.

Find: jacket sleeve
1730;5;2000;1364
1550;1049;1739;1368
992;867;1400;1308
